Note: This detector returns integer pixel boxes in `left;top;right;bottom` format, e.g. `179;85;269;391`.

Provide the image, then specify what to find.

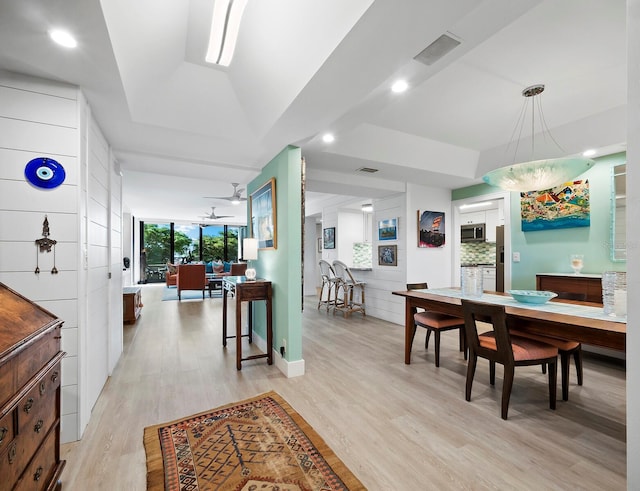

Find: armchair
177;264;206;300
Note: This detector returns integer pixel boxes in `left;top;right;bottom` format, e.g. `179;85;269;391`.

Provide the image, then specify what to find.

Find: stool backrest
319;259;336;279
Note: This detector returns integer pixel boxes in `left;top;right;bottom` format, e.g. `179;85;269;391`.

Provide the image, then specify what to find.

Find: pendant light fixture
482;84;594;192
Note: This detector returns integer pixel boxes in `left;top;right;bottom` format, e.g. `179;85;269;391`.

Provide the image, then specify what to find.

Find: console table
123;286;142;323
536;273;603;303
222;277;273;370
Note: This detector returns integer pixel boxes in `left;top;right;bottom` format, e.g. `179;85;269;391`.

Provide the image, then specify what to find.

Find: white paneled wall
362;194;406;323
0;70;122;443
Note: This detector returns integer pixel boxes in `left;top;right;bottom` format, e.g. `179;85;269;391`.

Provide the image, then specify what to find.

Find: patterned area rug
144;392;366;491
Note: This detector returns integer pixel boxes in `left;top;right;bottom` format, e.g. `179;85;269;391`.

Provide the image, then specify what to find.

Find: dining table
392;288;626;364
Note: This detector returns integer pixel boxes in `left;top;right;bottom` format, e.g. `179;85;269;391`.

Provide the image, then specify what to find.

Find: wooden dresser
122;286;142;324
0;282;65;491
536;273;603;304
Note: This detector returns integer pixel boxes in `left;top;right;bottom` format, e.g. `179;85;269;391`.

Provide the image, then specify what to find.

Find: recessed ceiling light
49;29;77;48
322;133;335;143
391;80;408;93
582;149;597;157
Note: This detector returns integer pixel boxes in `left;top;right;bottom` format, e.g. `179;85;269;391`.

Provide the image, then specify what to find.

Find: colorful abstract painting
520;180;590;232
417;210;445;247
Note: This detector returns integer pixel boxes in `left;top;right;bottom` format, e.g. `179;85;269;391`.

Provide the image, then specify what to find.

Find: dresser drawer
0;408;16;456
0;356;16;409
0;358;62;488
13;424;58;491
15;324;62;391
19;361;61;436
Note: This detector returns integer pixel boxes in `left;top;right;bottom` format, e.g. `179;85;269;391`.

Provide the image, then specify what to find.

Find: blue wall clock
24;157;66;189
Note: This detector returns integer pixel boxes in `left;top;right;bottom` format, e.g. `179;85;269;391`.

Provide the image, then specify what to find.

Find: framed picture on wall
417;210;445;248
378;218;398;241
378;245;397;266
323;227;335;249
250;178;277;249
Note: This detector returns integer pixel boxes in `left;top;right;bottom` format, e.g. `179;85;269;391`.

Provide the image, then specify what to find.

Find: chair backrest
462;300;513;365
177;264;206;289
555;291;587;301
332;260;359;284
230;262;247;276
319;259;335;279
332;260;348;281
406;282;428;291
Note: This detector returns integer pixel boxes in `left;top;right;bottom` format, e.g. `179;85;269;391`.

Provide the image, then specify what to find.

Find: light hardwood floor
60;284;626;490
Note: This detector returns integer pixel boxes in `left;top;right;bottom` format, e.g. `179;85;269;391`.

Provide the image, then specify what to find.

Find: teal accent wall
247;146;303;361
453;153;627;290
451;182;497;200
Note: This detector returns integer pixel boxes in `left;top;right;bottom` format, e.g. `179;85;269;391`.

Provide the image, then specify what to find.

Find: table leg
222;287;228;347
248;301;253;343
266;290;273;365
405;300;414;364
236;295;242;370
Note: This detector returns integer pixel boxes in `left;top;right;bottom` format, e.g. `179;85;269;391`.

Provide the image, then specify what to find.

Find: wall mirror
611;162;626;262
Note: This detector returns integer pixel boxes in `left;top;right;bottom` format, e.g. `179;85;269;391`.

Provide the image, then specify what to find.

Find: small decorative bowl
508;290;558;304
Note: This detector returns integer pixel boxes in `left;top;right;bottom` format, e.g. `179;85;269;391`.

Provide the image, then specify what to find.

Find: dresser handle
8;442;16;464
34;420;44;433
34;466;43;481
0;427;7;444
24;398;34;413
51;371;59;383
39;380;46;395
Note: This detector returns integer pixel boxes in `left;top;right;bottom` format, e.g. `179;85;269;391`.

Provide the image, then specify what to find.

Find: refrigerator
496;225;505;292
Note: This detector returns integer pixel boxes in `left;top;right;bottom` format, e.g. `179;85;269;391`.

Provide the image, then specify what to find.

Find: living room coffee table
207;274;224;297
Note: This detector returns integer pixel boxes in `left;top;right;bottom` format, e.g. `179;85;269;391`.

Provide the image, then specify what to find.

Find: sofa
177;264;206;300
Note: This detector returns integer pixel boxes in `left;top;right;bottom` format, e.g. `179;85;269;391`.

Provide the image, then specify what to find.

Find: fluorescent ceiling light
206;0;248;66
582;149;597;157
361;204;373;212
49;29;77;48
322;133;335;143
391;80;408;93
460;202;492;210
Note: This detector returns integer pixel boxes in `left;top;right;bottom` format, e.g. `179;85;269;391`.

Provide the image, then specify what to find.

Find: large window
140;222;246;283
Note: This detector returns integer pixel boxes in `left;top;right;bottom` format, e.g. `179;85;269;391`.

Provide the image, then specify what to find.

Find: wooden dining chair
406;283;466;367
510;291;584;401
461;299;558;420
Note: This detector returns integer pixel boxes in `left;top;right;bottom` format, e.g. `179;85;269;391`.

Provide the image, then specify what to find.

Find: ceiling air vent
414;33;461;66
356;167;379;173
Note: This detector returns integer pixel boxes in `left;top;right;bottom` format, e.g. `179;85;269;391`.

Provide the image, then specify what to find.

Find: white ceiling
0;0;627;224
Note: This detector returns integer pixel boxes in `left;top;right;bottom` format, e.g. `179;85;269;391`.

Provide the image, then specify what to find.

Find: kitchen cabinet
460;211;486;225
485;209;499;242
482;266;496;291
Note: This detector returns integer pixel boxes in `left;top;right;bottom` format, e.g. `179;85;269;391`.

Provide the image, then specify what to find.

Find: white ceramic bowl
508;290;557;304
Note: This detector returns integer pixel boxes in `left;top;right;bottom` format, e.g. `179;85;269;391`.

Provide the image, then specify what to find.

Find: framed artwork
520;180;590;232
323;227;335;249
378;245;397;266
317;237;322;253
378;218;398;241
417;210;445;248
250;178;277;249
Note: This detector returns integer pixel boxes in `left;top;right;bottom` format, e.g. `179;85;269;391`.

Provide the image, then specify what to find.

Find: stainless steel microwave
461;223;485;242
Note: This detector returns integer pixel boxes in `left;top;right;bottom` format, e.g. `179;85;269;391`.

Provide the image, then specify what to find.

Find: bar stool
318;260;338;311
332;260;365;317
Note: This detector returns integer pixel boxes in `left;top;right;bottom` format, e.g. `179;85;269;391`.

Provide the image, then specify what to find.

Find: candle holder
570;254;584;275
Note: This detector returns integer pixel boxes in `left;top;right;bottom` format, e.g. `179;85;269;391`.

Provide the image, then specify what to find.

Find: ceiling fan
204;182;247;204
198;207;233;220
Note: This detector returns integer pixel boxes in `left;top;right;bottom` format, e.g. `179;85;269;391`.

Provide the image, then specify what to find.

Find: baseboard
252;331;305;378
